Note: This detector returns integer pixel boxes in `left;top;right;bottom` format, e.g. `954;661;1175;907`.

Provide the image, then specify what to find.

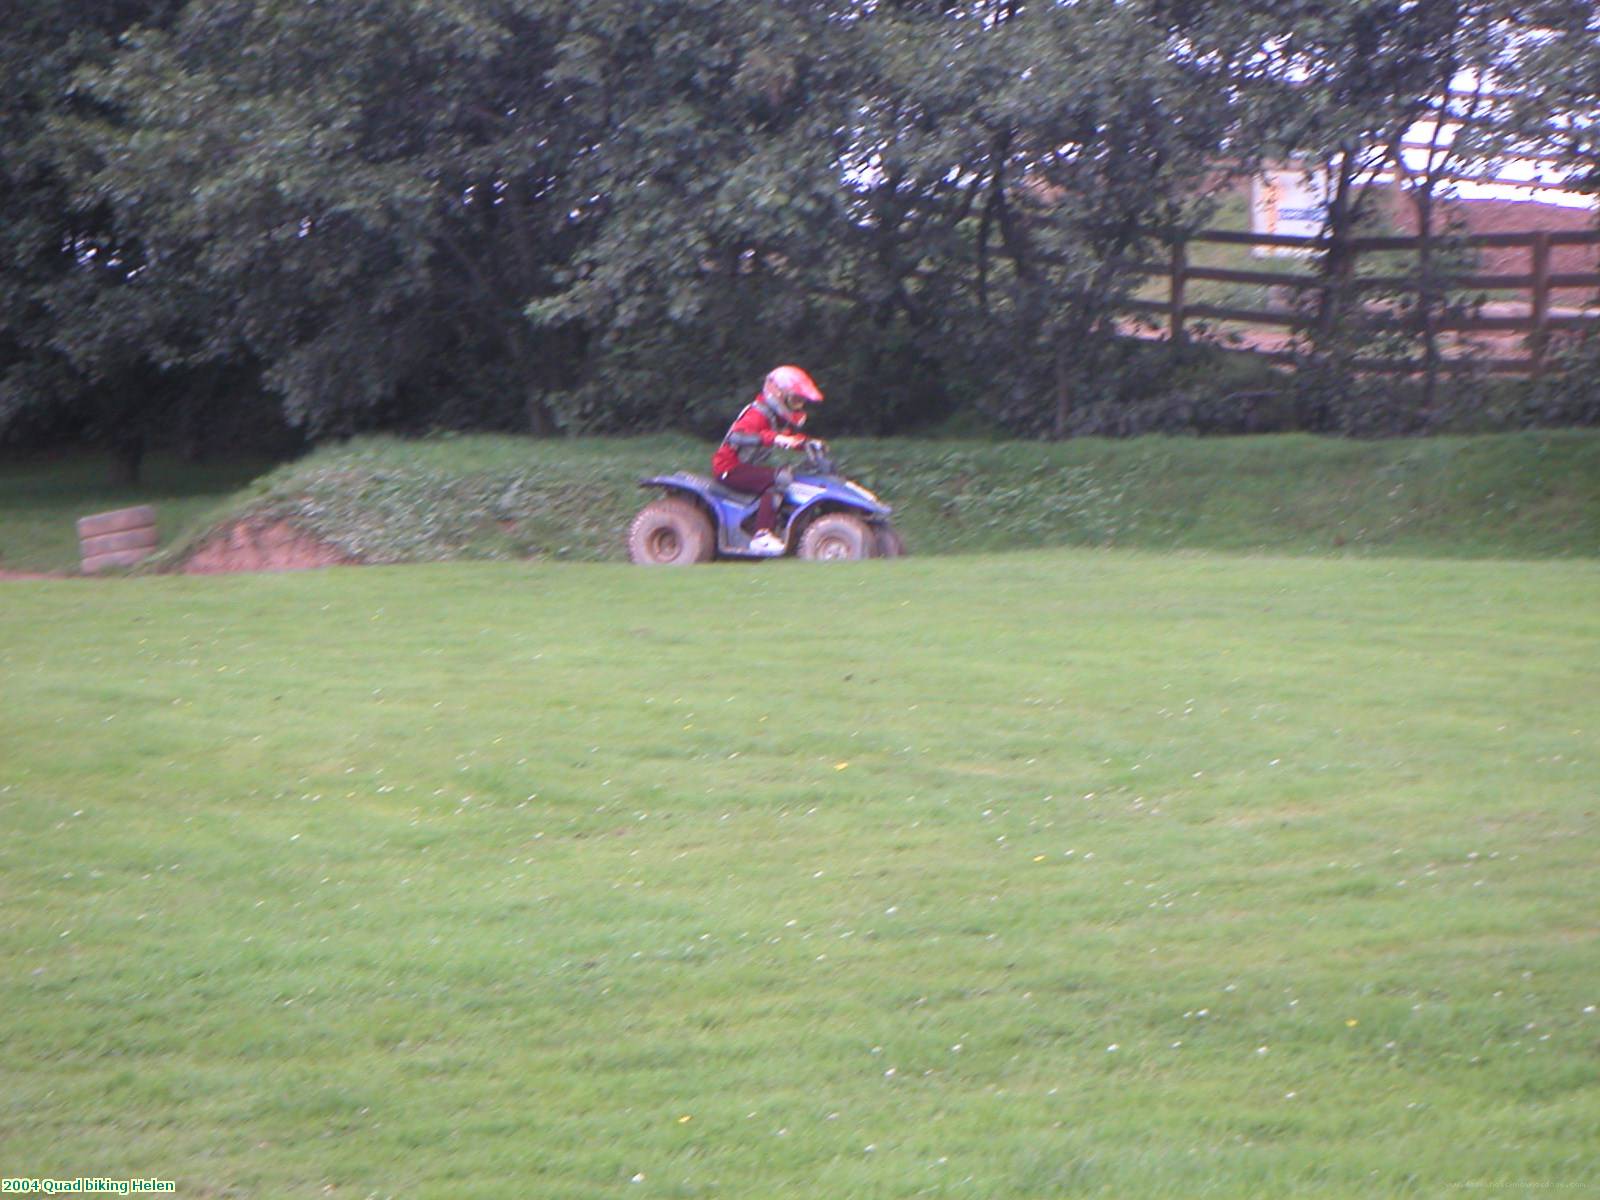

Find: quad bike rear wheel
875;524;907;558
797;513;877;561
628;497;714;565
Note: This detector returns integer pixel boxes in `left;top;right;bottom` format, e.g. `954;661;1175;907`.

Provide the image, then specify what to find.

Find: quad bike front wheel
797;513;877;561
628;497;714;565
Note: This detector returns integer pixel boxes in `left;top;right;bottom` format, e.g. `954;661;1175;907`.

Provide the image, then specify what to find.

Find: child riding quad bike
627;411;906;565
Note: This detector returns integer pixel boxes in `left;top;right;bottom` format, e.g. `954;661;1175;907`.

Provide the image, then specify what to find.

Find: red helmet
762;365;823;417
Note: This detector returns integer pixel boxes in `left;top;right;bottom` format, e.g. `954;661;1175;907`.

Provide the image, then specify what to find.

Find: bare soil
181;518;355;574
1;519;355;579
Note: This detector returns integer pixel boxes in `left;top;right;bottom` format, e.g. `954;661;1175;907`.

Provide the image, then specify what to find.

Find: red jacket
712;396;803;476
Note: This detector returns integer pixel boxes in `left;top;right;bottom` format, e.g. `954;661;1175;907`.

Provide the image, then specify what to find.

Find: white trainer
748;531;786;557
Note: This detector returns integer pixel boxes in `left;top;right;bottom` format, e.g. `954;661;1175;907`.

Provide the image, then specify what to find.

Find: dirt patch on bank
1;518;355;579
181;518;356;574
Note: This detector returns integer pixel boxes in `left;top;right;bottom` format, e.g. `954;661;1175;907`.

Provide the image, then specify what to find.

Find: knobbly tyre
627;439;906;564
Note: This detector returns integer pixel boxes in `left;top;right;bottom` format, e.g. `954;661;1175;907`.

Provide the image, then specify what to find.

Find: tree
70;0;593;440
1182;0;1570;427
825;0;1248;435
1490;2;1600;195
0;0;189;481
520;0;872;429
7;0;1594;456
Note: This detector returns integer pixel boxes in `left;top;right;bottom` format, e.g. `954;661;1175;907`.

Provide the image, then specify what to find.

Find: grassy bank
1;430;1596;573
0;453;279;573
2;552;1596;1197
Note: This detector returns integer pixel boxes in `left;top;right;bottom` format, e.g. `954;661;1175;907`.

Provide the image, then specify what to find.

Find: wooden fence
1119;228;1600;377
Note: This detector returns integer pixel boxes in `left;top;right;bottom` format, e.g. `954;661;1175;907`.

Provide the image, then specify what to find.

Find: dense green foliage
2;1;1597;474
3;431;1595;573
3;554;1596;1196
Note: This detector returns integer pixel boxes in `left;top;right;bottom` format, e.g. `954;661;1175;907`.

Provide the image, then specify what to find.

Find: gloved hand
773;432;807;449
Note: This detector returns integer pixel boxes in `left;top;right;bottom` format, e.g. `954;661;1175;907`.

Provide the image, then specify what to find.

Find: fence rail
1121;228;1600;376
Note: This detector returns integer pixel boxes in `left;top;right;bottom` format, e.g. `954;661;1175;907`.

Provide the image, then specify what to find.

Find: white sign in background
1250;167;1332;255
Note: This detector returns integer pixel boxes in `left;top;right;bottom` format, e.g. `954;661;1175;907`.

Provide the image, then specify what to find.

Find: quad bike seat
707;478;761;503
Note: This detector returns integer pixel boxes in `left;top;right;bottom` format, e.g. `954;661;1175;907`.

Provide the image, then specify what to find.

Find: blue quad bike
628;439;906;564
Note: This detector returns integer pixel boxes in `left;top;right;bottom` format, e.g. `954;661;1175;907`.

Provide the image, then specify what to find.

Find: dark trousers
716;462;779;532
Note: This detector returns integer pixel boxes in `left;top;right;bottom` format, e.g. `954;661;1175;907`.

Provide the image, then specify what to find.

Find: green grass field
3;551;1596;1198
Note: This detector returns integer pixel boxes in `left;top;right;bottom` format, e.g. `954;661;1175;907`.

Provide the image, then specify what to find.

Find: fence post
1169;239;1188;345
1315;231;1356;351
1529;232;1552;379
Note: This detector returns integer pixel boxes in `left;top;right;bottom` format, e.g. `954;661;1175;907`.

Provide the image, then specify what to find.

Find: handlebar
802;438;834;472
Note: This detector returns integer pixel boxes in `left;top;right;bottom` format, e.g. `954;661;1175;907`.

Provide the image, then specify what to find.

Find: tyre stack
78;506;158;574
